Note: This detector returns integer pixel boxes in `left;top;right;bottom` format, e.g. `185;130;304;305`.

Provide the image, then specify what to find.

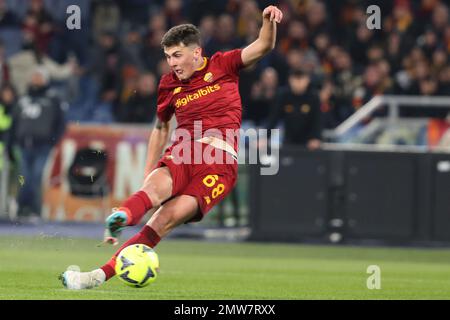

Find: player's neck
194;57;207;71
180;57;206;82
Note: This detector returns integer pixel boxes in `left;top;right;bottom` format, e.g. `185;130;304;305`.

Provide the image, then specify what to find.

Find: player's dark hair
161;24;201;48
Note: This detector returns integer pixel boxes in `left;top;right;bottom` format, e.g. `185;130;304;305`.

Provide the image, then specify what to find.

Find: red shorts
156;140;238;222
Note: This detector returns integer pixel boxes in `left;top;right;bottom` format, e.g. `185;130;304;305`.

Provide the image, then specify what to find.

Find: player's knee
141;168;173;206
140;188;166;207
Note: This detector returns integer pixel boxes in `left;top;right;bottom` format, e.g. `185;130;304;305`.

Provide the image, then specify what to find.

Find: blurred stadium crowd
0;0;449;130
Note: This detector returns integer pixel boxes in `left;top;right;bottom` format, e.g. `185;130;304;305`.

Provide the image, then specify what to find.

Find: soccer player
61;5;283;289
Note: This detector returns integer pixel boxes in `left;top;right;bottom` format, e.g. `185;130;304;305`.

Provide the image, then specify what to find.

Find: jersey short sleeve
212;49;244;77
156;80;175;123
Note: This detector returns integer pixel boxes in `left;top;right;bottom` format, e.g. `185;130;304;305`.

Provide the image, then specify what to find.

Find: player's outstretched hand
97;228;119;247
262;5;283;23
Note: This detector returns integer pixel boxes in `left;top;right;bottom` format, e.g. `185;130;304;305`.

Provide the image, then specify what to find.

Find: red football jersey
156;49;244;151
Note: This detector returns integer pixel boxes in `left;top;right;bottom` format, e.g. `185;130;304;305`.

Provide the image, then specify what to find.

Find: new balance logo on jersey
175;84;221;108
173;86;182;94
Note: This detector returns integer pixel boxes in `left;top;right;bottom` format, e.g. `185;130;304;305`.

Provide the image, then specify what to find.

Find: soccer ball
115;244;159;288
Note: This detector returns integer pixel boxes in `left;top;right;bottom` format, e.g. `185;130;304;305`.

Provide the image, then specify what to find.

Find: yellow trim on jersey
195;57;208;71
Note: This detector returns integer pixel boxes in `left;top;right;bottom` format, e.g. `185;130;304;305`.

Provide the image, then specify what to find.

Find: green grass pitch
1;235;450;299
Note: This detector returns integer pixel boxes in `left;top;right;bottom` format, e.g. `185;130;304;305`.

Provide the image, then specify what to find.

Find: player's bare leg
103;166;173;245
146;195;198;237
60;194;199;289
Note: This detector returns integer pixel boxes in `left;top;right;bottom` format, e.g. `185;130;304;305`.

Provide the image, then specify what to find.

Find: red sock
100;225;161;280
121;190;153;226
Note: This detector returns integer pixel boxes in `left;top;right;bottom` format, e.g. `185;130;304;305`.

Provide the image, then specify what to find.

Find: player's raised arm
144;118;171;177
241;5;283;67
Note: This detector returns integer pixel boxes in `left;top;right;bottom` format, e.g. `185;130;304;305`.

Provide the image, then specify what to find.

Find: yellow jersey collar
195;57;208;71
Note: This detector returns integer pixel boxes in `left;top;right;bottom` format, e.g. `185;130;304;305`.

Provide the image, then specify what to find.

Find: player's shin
120;190;154;226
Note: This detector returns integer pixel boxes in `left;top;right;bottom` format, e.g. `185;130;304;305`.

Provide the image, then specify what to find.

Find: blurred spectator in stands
236;3;260;97
419;76;440;97
148;11;168;35
353;63;393;114
0;84;15;169
386;33;403;74
411;76;447;118
279;19;309;54
242;18;260;48
117;64;139;113
268;70;322;150
362;62;389;107
376;59;394;93
416;0;438;32
286;48;304;72
164;0;185;28
400;47;446;117
379;3;407;67
8;40;76;96
22;0;54;55
430;48;447;77
348;22;376;68
409;42;427;65
417;28;439;60
438;65;450;94
156;57;171;78
305;0;331;42
204;14;243;55
390;0;418;50
198;14;215;47
0;39;10;87
429;2;449;39
0;84;14;130
121;28;144;70
0;0;19;28
10;67;66;221
319;79;339;129
411;45;428;64
260;49;289;86
392;0;414;31
408;56;432;95
367;44;385;64
91;0;120;40
245;67;278;127
236;0;261;39
239;63;260;120
393;52;414;94
187;0;226;25
326;45;341;68
141;17;166;72
91;31;121;77
312;32;333;76
115;72;157;124
445;25;450;53
330;47;363;123
302;48;320;75
89;31;122;122
118;0;153;28
334;2;362;43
